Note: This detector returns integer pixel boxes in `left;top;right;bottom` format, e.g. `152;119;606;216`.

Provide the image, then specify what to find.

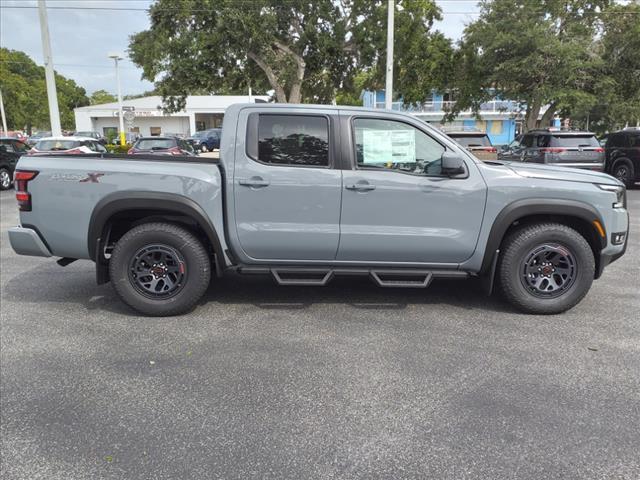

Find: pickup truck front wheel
498;223;595;314
109;223;211;316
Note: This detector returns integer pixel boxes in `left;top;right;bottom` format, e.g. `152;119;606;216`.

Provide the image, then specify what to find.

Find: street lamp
108;52;125;146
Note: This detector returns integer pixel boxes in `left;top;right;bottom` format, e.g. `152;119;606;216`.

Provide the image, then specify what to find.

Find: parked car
73;131;107;145
128;136;195;156
26;131;51;146
0;137;30;155
445;130;497;161
498;129;604;171
0;137;30;189
29;136;108;155
604;128;640;188
187;128;221;152
1;130;28;143
8;104;628;317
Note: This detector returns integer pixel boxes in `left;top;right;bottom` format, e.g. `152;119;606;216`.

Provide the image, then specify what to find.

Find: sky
0;0;480;97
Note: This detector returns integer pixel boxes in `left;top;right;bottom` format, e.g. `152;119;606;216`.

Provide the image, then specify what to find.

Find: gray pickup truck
9;104;629;316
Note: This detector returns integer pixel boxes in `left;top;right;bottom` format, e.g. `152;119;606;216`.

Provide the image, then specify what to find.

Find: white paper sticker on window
362;128;415;165
390;130;415;163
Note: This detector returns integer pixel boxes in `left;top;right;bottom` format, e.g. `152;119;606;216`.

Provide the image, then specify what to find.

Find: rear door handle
238;177;270;188
345;182;376;192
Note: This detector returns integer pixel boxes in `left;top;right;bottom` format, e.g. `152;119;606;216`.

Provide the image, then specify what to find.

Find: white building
74;95;270;137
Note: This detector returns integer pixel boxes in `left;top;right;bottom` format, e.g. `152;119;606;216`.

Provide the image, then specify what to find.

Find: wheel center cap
542;265;554;275
151;266;166;277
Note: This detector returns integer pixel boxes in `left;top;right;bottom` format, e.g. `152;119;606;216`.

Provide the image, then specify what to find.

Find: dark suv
605;128;640;188
498;129;604;171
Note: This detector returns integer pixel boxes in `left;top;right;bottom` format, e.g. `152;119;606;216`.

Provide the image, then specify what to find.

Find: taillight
66;148;84;154
167;147;182;155
127;148;135;154
540;148;566;153
14;170;38;211
484;147;497;153
594;147;604;153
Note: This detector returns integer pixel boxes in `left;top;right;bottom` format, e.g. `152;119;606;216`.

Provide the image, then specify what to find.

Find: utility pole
0;88;7;134
37;0;62;136
109;53;126;146
385;0;395;110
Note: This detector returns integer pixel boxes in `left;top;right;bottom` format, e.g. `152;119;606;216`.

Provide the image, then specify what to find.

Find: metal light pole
37;0;62;136
0;88;8;134
385;0;395;110
108;52;126;146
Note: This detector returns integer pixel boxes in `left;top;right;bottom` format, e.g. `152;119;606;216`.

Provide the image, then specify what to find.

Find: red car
128;136;195;156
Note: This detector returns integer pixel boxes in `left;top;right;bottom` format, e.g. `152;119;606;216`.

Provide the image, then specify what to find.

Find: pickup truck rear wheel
109;222;211;316
498;223;594;314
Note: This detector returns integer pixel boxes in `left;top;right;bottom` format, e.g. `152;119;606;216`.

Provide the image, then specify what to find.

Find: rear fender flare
87;191;224;262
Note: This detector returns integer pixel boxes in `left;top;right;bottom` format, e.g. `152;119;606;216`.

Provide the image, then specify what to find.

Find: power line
1;4;637;15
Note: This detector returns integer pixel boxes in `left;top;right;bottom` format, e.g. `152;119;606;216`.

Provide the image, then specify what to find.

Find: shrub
105;144;132;154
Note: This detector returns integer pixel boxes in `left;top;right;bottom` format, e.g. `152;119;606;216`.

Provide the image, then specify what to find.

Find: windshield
452;135;491;147
551;135;600;147
35;139;81;151
135;138;176;150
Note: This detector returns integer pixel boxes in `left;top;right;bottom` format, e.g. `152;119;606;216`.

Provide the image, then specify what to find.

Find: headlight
596;184;626;208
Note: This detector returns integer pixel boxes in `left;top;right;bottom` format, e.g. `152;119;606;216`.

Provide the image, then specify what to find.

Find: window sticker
362;129;415;165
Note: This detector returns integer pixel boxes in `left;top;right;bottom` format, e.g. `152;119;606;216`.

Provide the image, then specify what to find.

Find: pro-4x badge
79;173;105;183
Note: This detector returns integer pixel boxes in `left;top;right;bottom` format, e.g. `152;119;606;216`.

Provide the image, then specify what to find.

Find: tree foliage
598;2;640;128
89;89;117;105
449;0;610;131
0;48;89;132
129;0;454;110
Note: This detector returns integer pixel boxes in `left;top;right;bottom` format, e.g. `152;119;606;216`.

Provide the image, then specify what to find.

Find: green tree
128;0;453;109
449;0;609;131
0;48;89;132
598;2;640;129
89;89;117;105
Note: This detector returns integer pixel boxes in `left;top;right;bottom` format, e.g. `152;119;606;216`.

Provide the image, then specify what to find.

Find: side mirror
441;151;467;177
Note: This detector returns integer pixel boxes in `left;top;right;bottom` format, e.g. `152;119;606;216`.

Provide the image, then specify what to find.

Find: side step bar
237;266;468;288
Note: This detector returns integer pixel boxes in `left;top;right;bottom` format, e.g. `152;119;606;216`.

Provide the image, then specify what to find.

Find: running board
237;266;468;287
370;270;432;288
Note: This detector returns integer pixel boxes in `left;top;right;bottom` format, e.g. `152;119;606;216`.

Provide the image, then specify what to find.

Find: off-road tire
109;222;211;316
498;223;595;314
611;159;635;189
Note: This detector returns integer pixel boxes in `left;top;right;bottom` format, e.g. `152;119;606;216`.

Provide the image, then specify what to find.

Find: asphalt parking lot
1;188;639;479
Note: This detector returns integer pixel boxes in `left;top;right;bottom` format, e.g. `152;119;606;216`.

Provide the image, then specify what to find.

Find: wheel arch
88;191;225;274
480;198;607;277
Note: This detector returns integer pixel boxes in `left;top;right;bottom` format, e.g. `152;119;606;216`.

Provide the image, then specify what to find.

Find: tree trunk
247;51;288;103
524;97;542;132
539;102;558;128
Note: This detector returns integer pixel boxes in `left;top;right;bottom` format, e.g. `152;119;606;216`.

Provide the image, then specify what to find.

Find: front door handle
345;181;376;192
238;177;270;188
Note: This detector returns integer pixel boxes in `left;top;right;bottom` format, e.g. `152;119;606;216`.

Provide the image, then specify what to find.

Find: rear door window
256;115;329;167
521;134;534;148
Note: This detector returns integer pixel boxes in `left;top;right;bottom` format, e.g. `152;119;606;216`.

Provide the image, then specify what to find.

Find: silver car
499;129;604;171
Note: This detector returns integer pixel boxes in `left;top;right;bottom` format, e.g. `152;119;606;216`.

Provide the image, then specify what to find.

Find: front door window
353;118;445;176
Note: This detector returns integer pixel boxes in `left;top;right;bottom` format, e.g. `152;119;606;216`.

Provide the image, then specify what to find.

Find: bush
105;144;132;154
